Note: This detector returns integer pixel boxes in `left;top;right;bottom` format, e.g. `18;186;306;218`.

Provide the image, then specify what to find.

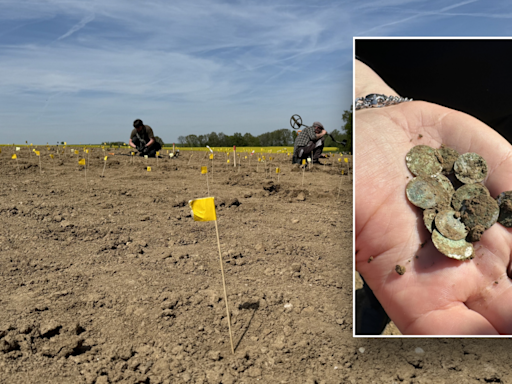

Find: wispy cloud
57;13;95;40
0;0;512;143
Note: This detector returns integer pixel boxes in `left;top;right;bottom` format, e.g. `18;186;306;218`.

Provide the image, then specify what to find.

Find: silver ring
355;94;412;110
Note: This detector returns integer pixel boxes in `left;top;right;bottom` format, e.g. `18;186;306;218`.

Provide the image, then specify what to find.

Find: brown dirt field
2;147;512;384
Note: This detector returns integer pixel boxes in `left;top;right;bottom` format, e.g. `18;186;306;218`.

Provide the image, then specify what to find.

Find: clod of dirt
467;224;485;242
262;180;280;194
292;219;299;224
291;263;301;272
39;321;62;338
227;198;240;207
172;199;187;208
395;265;406;275
244;192;253;198
296;192;306;201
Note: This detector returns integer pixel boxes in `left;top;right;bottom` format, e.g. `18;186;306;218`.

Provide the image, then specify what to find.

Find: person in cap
129;119;161;157
292;121;329;165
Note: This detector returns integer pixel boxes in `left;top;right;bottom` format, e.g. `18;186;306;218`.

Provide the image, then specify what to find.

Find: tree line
176;106;352;152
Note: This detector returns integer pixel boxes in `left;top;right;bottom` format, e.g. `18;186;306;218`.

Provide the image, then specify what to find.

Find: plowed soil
0;148;354;384
3;148;512;384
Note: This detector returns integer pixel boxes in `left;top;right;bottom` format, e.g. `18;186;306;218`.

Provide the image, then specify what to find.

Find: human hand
355;60;512;335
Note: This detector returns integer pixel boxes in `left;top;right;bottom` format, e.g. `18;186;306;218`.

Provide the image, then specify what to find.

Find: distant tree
341;105;353;152
177;136;187;145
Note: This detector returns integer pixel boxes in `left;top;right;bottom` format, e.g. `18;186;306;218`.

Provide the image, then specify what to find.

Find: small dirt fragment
395;265;406;275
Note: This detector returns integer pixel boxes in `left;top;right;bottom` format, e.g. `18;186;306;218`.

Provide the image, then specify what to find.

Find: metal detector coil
289;114;347;147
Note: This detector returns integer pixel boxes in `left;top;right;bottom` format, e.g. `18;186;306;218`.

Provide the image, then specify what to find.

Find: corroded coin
435;209;468;240
405;145;443;177
432;229;474;260
423;208;437;233
451;183;490;211
431;174;454;209
454;152;488;184
406;176;448;209
437;146;460;175
497;191;512;227
460;194;499;230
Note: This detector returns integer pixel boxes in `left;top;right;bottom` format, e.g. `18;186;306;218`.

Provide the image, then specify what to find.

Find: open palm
355;61;512;335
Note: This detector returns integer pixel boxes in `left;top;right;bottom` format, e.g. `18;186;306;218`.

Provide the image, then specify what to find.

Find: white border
352;36;512;338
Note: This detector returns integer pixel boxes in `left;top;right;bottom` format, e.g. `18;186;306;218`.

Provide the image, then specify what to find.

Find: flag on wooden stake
276;167;280;174
344;158;348;163
50;154;54;159
11;154;16;159
201;166;207;174
78;158;86;165
74;150;79;155
104;156;108;161
147;167;151;172
209;154;214;160
189;197;217;221
35;151;40;156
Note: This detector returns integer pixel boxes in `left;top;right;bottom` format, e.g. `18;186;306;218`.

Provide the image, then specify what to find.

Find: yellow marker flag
50;154;54;159
287;153;290;156
302;159;306;165
189;197;217;222
16;147;20;151
131;152;135;156
147;167;151;172
35;151;40;156
338;158;341;162
341;169;344;175
85;149;89;153
11;154;17;159
227;159;230;163
244;156;247;159
201;166;207;174
276;167;280;174
64;142;67;145
262;156;265;160
209;154;214;160
258;158;261;162
104;156;108;161
156;152;160;156
344;158;348;163
78;158;86;165
144;155;148;159
74;150;79;155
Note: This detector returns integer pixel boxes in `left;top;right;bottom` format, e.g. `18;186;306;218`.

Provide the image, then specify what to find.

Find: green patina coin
437;146;460;175
423;208;437;233
497;191;512;227
435;209;468;241
460;194;499;230
406;176;449;209
431;174;454;209
454;152;488;184
432;229;474;260
451;183;490;211
405;145;443;177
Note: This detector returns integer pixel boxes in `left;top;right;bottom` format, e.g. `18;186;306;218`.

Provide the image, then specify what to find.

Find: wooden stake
102;158;107;177
188;154;193;165
214;220;234;354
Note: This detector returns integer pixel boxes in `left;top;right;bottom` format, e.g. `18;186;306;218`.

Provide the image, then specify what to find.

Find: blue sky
1;0;512;144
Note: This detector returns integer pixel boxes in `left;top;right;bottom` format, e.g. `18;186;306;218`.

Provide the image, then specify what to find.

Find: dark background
355;39;512;143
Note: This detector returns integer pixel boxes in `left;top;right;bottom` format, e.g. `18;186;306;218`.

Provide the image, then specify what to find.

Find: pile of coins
405;144;512;260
